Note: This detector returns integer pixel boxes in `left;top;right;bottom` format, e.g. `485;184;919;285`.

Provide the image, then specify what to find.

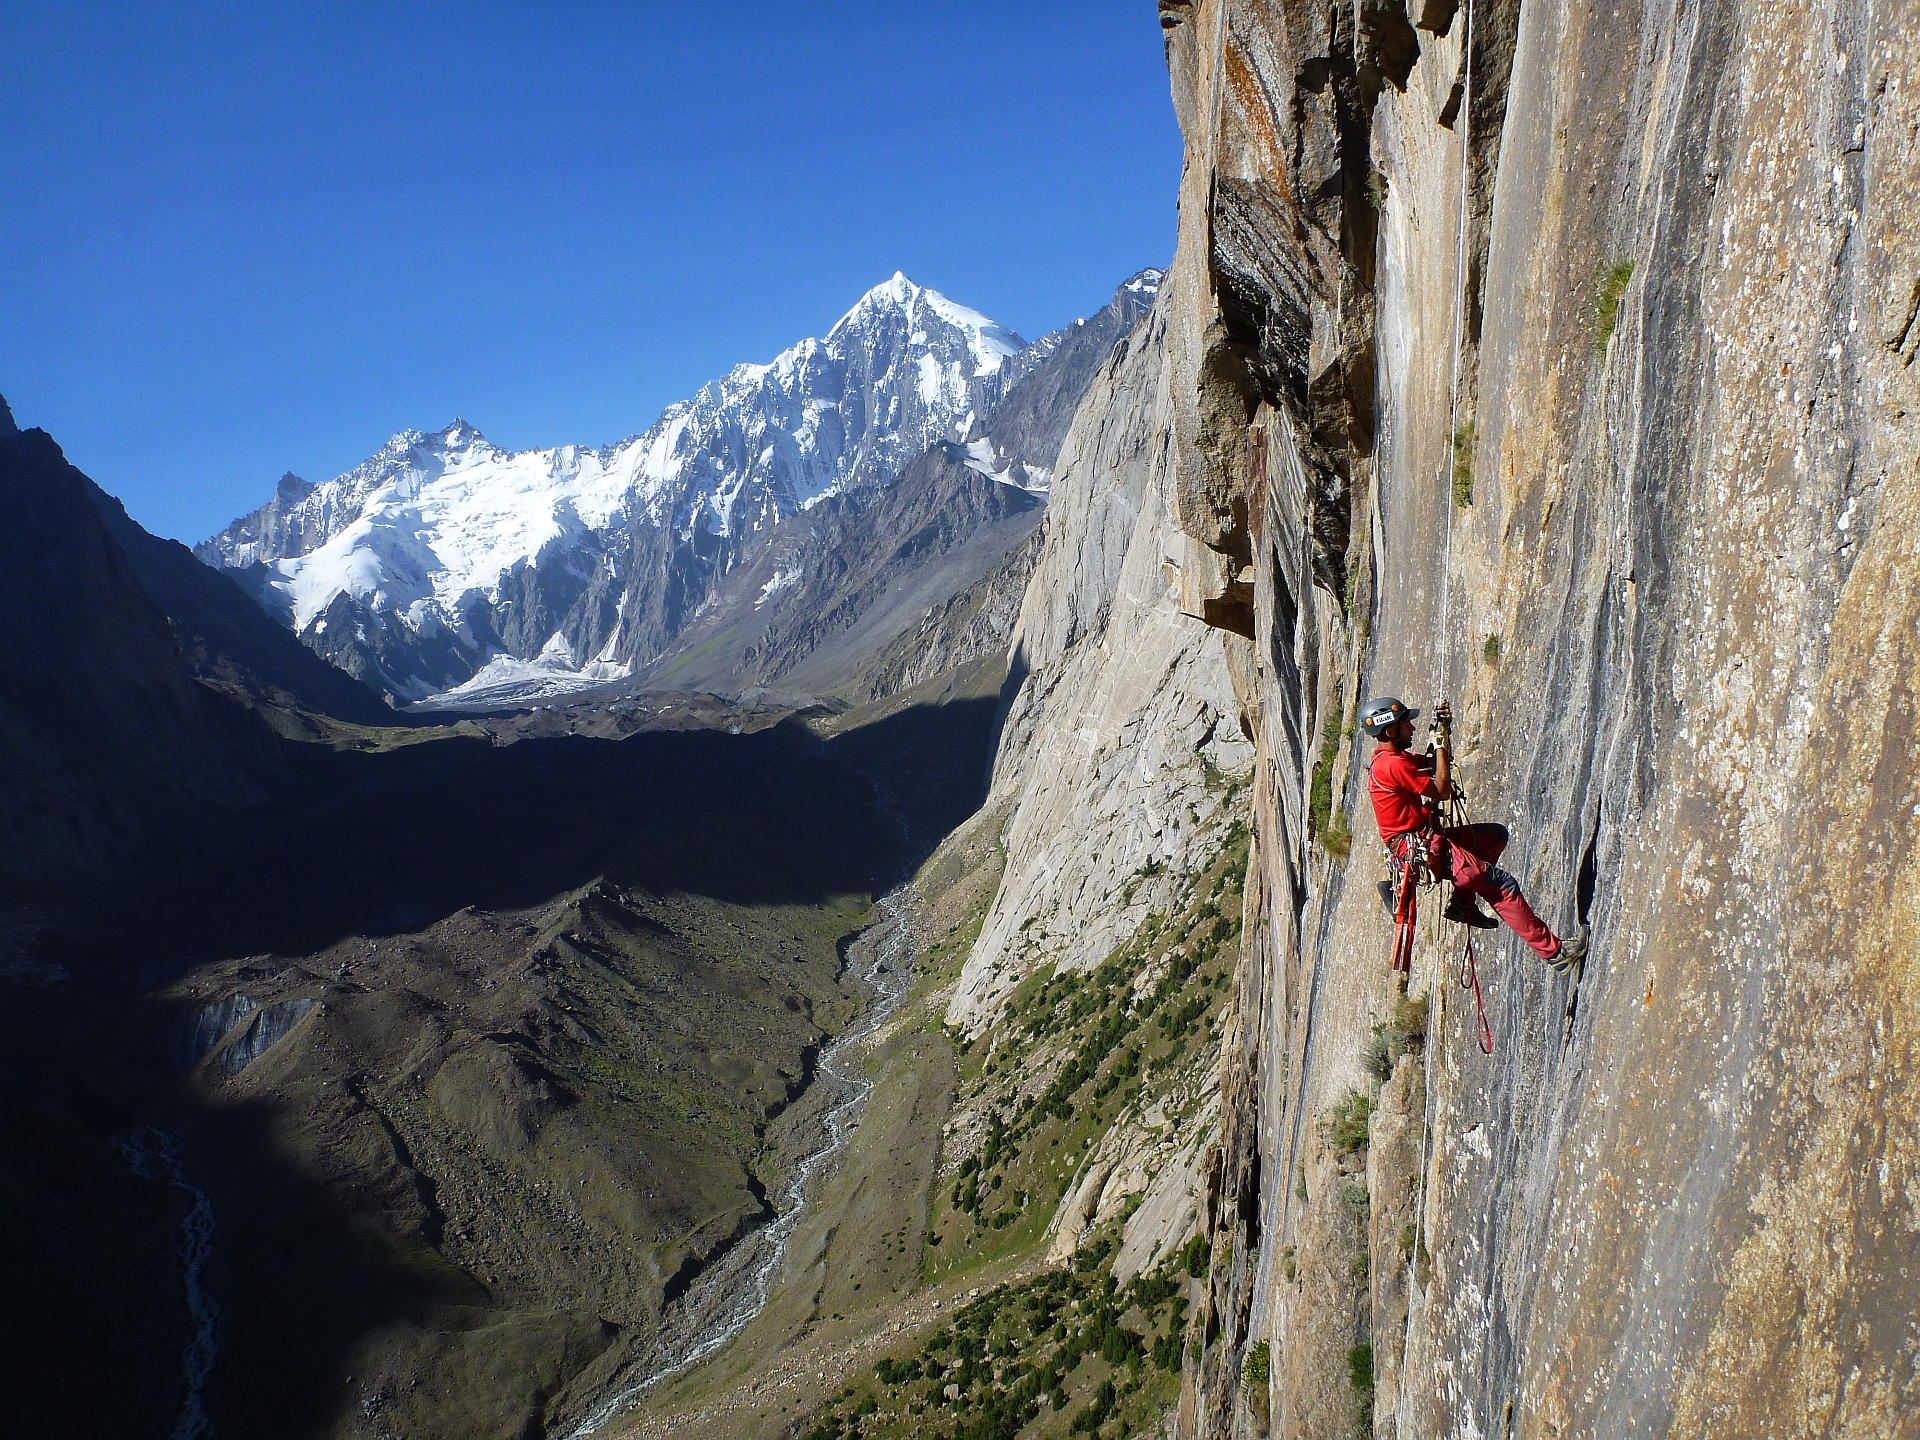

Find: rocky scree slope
198;276;1052;704
1146;2;1920;1438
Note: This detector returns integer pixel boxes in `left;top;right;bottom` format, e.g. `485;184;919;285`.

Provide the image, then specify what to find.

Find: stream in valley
121;1126;218;1440
564;888;918;1438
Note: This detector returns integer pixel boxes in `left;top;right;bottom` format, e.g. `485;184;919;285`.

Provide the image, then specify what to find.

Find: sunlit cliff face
1148;1;1920;1436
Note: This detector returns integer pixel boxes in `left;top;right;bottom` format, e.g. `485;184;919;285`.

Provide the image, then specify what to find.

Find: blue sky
1;3;1182;543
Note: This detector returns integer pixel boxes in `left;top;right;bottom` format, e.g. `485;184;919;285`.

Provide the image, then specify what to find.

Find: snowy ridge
232;421;640;631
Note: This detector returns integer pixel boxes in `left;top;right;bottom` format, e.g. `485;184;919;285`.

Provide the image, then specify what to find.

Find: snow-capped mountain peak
199;273;1046;702
830;272;1025;376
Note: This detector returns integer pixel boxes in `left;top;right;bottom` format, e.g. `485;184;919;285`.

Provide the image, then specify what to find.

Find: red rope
1458;927;1493;1054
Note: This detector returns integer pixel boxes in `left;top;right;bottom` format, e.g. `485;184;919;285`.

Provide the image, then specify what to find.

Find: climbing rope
1440;788;1495;1055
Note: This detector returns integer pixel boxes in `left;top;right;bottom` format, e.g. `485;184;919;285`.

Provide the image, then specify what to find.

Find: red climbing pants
1434;823;1561;960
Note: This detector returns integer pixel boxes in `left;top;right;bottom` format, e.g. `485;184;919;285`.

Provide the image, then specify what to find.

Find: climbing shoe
1549;927;1589;976
1443;892;1498;929
1377;880;1395;915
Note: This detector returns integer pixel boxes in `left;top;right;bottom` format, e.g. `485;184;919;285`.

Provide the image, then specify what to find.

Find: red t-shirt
1368;746;1437;841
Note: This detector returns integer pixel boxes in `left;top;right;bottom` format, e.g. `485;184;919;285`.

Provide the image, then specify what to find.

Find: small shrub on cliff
1243;1338;1271;1386
1328;1090;1374;1154
1348;1341;1376;1400
1393;994;1429;1040
1483;632;1501;666
1451;421;1477;506
1350;1339;1378;1436
1593;257;1636;349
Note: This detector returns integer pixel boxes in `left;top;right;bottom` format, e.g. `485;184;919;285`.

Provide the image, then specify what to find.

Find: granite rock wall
1150;0;1920;1436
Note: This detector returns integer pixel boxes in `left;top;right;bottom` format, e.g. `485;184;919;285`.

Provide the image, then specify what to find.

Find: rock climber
1361;696;1586;975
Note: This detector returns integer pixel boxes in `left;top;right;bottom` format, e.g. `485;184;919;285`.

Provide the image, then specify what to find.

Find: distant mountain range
197;271;1161;706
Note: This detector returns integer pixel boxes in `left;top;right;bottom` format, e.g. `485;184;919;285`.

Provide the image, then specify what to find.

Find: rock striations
1046;2;1920;1438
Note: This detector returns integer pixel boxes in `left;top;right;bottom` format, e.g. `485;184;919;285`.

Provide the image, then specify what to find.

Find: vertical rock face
948;296;1255;1031
1146;1;1920;1437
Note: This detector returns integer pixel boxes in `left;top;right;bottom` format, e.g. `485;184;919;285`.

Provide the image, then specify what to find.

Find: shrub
1392;993;1429;1040
1074;1235;1115;1274
1345;510;1370;621
1349;1341;1375;1399
1482;633;1501;667
1070;1379;1117;1434
1328;1091;1374;1154
1594;257;1635;349
1130;1272;1178;1308
1340;1180;1372;1215
1182;1232;1212;1279
1451;421;1477;507
1153;1331;1184;1370
1309;705;1353;859
1243;1339;1271;1386
1099;1321;1143;1367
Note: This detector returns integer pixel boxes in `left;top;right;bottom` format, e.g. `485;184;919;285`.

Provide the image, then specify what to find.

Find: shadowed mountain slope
85;480;393;728
0;420;277;898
